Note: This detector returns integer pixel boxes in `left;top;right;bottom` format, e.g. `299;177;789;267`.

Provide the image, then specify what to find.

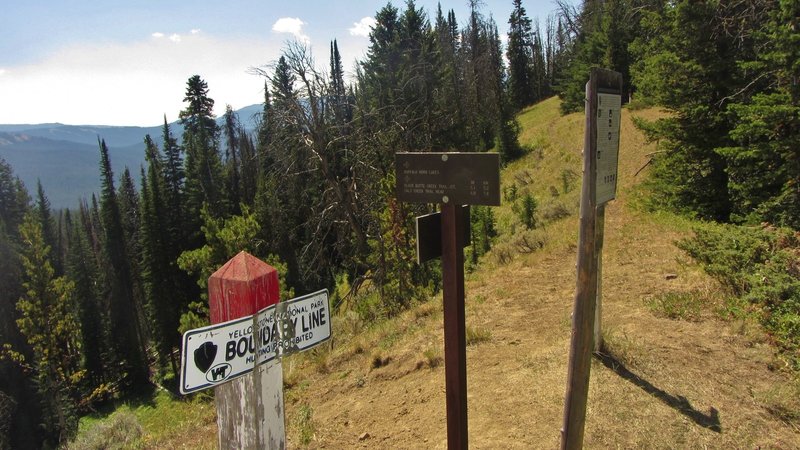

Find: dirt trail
279;103;799;449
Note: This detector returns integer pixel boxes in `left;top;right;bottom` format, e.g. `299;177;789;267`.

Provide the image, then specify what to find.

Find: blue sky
0;0;566;126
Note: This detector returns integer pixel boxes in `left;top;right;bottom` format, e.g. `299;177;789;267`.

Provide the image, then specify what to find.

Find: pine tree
0;157;28;235
630;0;768;221
360;2;402;160
160;116;185;220
265;55;307;291
140;137;180;376
531;20;548;101
97;139;149;388
557;0;643;113
117;168;149;346
15;212;82;446
179;75;226;221
156;120;198;319
34;181;61;276
222;105;242;213
489;19;523;162
330;39;349;125
507;0;536;110
556;0;606;114
468;205;497;266
177;206;294;331
721;0;800;227
396;0;439;151
65;206;109;386
0;158;44;450
433;4;468;149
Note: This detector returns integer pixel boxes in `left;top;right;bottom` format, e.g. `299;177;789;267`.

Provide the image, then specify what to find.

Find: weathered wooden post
594;205;605;352
561;68;622;450
207;251;285;450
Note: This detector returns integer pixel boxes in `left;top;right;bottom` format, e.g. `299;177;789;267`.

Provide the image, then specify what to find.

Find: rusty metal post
441;203;468;450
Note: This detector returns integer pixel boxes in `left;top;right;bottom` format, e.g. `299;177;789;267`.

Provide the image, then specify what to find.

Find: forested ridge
0;0;797;448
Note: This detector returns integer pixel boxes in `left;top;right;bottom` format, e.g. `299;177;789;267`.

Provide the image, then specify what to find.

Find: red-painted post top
207;251;280;324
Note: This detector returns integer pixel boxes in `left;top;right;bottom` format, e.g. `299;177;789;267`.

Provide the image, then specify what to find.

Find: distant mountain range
0;104;262;209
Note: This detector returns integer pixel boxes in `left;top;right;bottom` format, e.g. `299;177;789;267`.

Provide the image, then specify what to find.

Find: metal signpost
561;68;622;450
396;152;500;450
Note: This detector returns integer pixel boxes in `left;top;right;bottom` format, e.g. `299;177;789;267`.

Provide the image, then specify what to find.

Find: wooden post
561;73;601;450
594;205;605;352
561;68;622;449
441;203;468;450
208;251;285;450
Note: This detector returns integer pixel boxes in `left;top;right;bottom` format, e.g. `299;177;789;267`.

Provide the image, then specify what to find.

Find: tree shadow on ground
594;350;722;433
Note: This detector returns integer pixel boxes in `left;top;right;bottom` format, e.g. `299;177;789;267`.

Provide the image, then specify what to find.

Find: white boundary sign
180;289;331;394
596;93;622;204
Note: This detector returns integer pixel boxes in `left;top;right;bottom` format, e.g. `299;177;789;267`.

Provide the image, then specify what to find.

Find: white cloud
152;32;165;38
349;17;376;37
191;29;201;35
169;33;182;43
0;33;285;126
272;17;310;43
0;69;6;76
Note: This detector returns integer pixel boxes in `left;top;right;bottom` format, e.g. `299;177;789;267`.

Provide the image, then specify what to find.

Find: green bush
561;169;578;194
515;193;538;230
540;200;572;223
646;291;704;321
68;411;142;450
678;224;800;371
294;403;315;446
503;184;519;203
466;325;492;346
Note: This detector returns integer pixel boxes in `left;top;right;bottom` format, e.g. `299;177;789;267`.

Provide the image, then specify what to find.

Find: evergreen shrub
678;224;800;371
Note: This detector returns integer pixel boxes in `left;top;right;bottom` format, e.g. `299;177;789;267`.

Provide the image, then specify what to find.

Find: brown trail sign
396;152;500;450
561;68;622;450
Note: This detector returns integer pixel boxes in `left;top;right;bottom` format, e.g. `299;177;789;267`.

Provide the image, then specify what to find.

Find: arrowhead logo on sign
194;341;217;373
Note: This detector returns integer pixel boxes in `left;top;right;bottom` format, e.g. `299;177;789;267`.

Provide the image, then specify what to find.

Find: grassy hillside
70;97;799;449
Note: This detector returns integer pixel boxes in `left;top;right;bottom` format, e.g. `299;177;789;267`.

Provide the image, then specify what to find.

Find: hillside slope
73;98;800;449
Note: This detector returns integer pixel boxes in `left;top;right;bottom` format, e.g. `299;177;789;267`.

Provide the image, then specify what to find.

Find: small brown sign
396;152;501;206
416;206;471;264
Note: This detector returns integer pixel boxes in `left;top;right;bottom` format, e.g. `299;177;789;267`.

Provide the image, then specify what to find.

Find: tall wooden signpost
396;152;500;450
561;68;622;450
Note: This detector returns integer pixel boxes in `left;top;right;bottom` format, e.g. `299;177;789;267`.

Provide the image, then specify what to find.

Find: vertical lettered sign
596;93;621;205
